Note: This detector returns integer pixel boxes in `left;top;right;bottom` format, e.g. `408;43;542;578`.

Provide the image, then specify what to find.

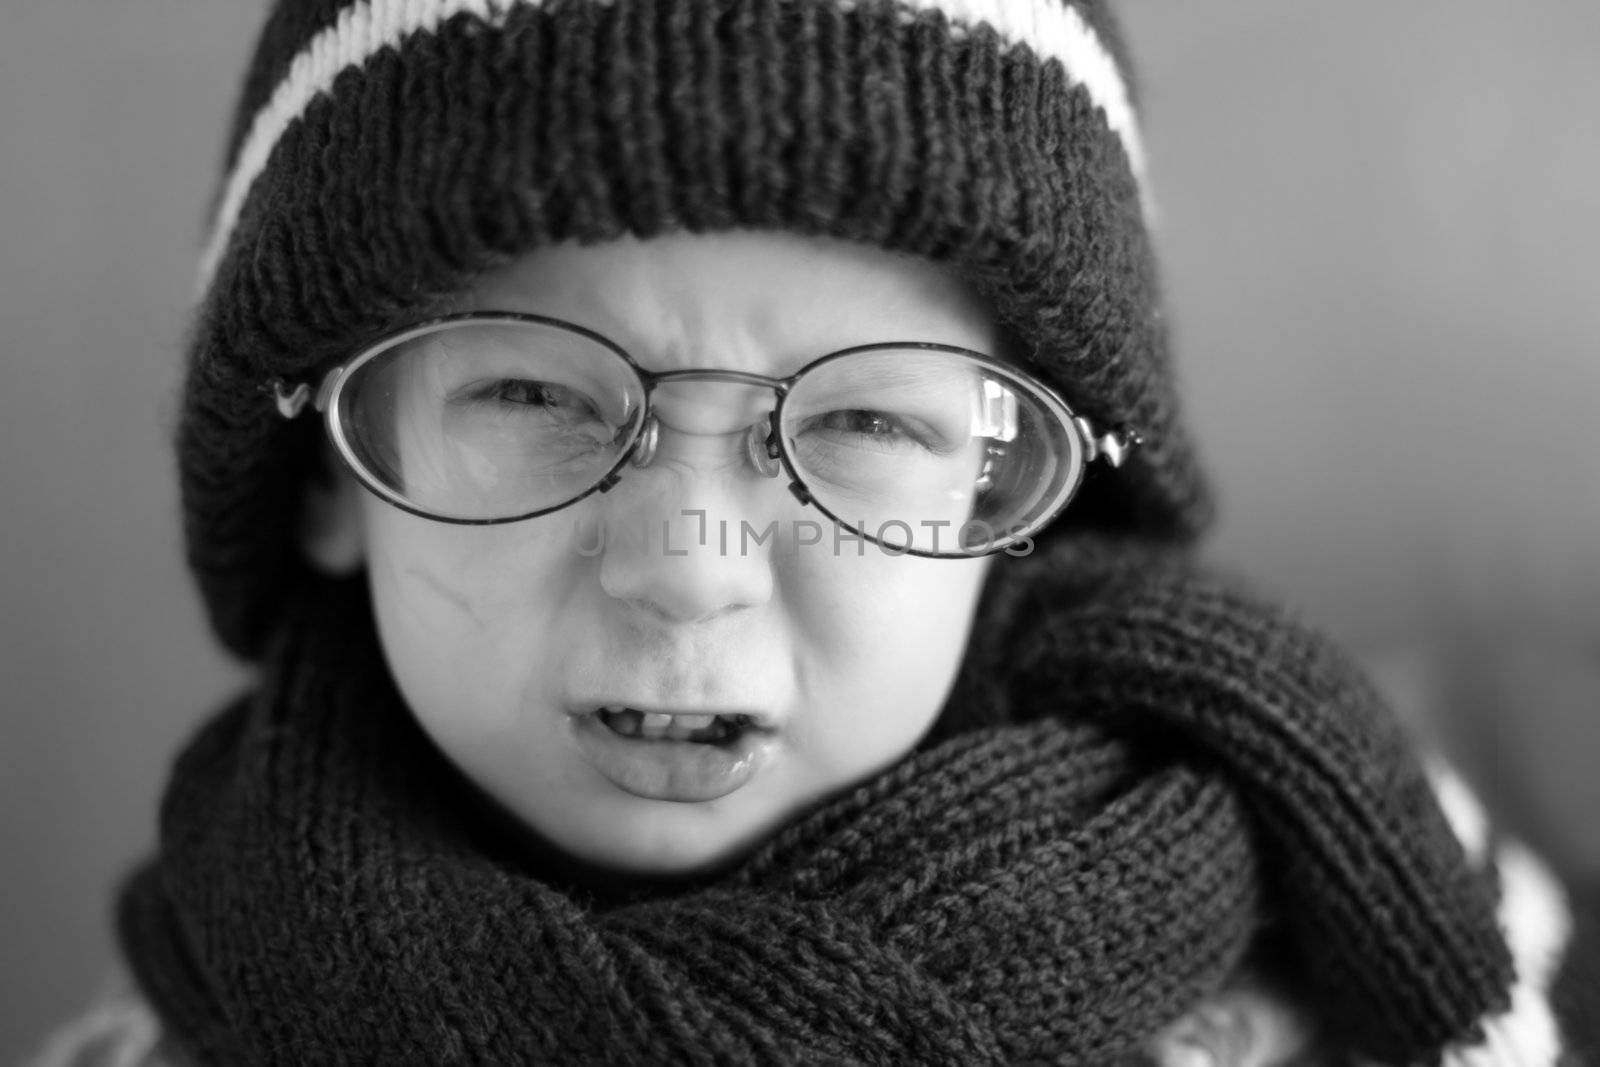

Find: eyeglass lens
333;320;1083;553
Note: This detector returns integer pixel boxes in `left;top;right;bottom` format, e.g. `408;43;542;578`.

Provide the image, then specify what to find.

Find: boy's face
327;231;996;876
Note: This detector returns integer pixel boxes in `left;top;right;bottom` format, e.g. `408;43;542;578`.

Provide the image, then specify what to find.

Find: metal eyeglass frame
268;311;1142;558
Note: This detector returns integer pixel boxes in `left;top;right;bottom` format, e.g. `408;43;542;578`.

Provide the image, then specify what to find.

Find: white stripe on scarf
1425;758;1573;1067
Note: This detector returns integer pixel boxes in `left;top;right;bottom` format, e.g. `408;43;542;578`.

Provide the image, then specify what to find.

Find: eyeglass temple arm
1075;417;1141;469
267;369;343;419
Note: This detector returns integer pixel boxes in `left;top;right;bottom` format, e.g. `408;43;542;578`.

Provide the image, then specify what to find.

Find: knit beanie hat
181;0;1211;658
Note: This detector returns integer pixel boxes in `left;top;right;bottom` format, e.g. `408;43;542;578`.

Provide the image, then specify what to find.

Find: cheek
359;501;585;739
783;551;989;763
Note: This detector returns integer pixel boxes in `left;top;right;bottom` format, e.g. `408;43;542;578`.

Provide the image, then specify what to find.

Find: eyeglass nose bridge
625;411;784;479
624;367;789;479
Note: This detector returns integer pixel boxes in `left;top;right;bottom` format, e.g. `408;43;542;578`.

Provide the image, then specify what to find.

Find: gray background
4;0;1597;1059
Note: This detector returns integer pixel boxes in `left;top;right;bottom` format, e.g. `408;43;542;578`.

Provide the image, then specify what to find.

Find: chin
551;796;784;881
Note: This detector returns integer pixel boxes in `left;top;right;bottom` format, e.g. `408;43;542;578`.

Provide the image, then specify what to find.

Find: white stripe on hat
195;0;1149;294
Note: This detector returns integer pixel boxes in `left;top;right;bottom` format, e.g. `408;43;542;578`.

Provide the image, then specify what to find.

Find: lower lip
570;714;778;802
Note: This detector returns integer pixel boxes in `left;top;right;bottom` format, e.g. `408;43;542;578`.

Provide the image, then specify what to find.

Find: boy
34;0;1594;1063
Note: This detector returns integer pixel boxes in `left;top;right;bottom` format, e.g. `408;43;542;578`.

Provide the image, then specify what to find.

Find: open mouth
595;706;757;745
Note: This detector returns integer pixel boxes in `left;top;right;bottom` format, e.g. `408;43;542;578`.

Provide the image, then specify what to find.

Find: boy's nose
596;427;779;624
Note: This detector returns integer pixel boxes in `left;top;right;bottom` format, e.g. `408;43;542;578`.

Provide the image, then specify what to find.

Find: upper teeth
597;707;752;741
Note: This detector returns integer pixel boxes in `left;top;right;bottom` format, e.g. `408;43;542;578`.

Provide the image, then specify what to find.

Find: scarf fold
118;541;1514;1065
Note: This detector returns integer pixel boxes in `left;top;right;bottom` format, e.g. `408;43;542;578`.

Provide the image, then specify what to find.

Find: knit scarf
117;540;1515;1066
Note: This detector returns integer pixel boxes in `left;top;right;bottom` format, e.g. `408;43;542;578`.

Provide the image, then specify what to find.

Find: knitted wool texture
181;0;1209;659
149;1;1539;1062
116;542;1515;1065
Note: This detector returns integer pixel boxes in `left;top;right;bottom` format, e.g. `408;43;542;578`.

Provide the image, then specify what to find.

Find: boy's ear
298;444;366;575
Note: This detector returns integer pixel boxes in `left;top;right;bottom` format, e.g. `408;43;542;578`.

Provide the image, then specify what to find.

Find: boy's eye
491;379;597;416
799;409;946;453
816;410;902;438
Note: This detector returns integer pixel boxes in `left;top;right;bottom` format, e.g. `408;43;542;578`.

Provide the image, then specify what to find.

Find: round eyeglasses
269;312;1140;557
